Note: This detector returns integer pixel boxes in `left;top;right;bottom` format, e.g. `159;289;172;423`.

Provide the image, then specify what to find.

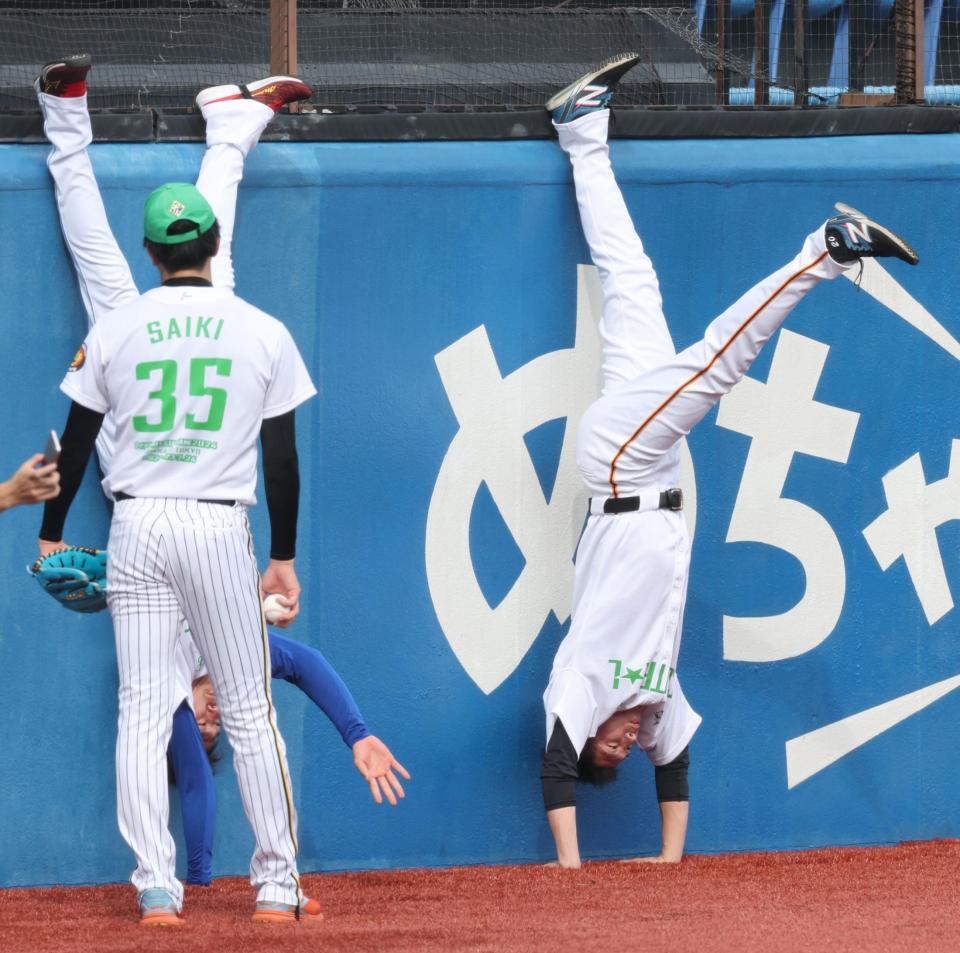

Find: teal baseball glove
29;547;108;613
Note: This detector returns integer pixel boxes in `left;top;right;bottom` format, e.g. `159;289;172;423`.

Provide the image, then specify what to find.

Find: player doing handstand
539;55;919;868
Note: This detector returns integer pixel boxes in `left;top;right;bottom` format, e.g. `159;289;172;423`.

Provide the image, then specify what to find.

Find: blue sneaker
138;887;182;927
545;53;642;124
826;203;919;265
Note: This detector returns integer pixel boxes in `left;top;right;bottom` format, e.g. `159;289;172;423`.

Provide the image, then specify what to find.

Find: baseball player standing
539;55;919;868
36;57;319;926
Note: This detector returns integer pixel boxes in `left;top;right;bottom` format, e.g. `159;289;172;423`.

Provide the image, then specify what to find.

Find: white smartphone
43;430;61;465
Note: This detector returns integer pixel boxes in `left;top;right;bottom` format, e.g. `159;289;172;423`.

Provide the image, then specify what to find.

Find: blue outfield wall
1;134;959;887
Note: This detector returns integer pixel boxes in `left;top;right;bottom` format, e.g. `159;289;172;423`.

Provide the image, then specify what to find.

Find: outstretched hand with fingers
352;735;411;806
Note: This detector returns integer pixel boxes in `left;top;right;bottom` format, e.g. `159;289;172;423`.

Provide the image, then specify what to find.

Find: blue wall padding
1;133;959;886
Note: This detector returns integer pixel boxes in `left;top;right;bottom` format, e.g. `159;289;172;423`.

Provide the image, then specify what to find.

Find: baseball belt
588;488;683;516
113;491;236;507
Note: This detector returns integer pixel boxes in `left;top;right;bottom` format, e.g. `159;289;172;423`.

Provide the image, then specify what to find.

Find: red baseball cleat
195;75;312;113
37;54;91;98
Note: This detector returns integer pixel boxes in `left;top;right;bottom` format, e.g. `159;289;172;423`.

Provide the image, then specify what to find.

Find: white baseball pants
557;109;852;499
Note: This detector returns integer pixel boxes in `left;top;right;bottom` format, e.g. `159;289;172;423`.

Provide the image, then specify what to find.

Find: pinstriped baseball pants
108;498;301;908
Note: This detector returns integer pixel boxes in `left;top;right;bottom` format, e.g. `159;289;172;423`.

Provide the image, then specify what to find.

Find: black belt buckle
660;487;683;511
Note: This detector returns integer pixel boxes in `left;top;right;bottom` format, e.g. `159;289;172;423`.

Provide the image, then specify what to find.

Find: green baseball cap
143;182;216;245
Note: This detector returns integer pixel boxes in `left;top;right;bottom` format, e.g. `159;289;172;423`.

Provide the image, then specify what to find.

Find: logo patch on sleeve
68;344;86;372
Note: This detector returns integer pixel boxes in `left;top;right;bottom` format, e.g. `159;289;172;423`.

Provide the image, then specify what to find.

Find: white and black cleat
545;53;642;124
825;202;919;266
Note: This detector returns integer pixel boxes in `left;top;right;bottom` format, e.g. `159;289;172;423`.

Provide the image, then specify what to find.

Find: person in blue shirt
171;627;409;886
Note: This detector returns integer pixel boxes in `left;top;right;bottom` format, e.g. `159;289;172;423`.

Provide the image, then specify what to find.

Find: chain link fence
0;0;955;110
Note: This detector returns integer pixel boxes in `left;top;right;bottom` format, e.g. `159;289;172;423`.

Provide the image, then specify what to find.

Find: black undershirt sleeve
39;401;104;542
654;745;690;803
540;719;580;812
260;410;300;561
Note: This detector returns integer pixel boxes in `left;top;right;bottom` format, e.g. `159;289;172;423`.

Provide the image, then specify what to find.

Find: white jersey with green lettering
60;283;315;503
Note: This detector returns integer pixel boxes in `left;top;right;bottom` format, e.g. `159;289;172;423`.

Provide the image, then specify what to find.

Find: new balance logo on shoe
545;53;642;125
575;85;609;109
843;221;872;247
825;203;918;266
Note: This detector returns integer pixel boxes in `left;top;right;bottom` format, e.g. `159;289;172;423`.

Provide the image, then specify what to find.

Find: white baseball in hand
262;593;288;625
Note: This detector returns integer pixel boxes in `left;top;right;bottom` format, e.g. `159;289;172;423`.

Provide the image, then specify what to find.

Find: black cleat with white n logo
545;53;643;124
825;202;919;266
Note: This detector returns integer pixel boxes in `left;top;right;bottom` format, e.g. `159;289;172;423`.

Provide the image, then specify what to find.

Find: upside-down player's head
580;708;642;782
192;676;222;754
142;182;221;276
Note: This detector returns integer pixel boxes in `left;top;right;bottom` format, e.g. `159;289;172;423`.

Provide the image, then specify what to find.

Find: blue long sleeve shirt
170;630;370;884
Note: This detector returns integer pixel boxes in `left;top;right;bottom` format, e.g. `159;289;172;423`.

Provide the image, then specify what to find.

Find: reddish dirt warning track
2;841;959;953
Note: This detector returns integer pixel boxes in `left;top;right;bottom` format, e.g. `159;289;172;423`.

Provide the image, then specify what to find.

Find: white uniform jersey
543;503;700;763
174;627;208;711
544;666;701;766
61;284;316;504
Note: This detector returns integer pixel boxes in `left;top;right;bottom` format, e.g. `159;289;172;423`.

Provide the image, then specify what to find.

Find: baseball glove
29;546;108;613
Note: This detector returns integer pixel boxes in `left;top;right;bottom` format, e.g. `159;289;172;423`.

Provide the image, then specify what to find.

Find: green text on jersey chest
146;316;224;344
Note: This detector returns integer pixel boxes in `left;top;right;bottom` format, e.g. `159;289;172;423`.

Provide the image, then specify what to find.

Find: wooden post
755;0;769;105
271;0;298;81
794;0;808;104
895;0;926;103
716;0;731;105
849;0;866;92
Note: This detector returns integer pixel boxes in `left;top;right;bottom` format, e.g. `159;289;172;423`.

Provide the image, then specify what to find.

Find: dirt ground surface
2;840;959;953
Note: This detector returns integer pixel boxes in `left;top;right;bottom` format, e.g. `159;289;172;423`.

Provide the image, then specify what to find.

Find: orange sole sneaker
251;899;324;925
140;911;184;928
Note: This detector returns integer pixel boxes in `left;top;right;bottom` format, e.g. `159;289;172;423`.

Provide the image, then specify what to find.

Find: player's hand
259;559;301;627
5;455;60;508
38;538;71;557
352;735;411;806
